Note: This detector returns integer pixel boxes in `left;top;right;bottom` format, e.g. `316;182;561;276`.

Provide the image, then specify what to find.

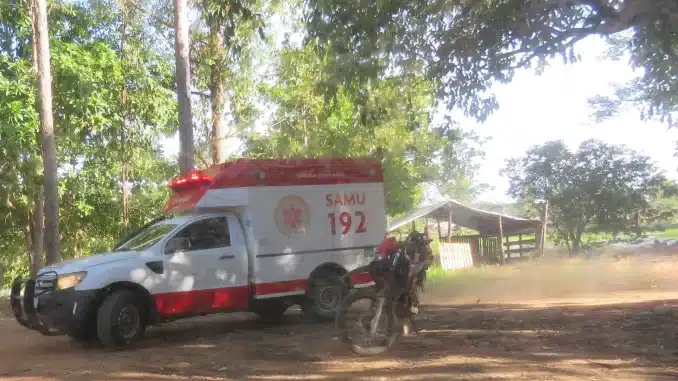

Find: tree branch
128;0;175;29
192;90;209;97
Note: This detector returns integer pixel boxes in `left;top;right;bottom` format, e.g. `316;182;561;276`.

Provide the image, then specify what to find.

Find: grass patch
654;228;678;240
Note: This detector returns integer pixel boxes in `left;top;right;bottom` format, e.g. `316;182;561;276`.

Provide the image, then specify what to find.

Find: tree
194;0;266;165
305;0;678;122
0;0;178;283
588;31;677;127
503;139;663;253
175;0;194;174
434;128;489;203
245;42;472;215
32;0;60;265
638;179;678;233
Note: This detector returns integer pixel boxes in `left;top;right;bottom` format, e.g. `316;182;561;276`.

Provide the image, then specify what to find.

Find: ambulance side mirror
165;237;190;254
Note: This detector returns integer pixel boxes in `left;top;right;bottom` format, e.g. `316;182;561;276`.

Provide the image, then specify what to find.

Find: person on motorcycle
372;233;431;314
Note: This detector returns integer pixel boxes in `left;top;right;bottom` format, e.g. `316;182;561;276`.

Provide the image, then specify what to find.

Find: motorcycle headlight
57;272;87;290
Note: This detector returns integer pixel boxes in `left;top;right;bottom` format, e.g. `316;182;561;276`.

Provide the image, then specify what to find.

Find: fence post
498;215;505;265
437;219;442;241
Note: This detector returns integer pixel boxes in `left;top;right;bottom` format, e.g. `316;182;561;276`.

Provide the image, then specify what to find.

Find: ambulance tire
302;272;348;322
96;289;146;349
251;299;289;322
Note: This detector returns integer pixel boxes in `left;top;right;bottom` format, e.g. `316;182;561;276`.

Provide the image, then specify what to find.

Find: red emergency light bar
168;172;214;191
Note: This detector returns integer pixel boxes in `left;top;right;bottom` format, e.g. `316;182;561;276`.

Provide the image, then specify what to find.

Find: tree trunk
209;22;225;165
175;0;194;174
33;0;60;265
634;211;642;238
29;0;38;72
539;200;548;258
28;1;44;276
564;236;571;255
571;239;581;254
302;116;308;154
120;7;130;236
24;210;34;277
569;232;581;255
30;191;44;277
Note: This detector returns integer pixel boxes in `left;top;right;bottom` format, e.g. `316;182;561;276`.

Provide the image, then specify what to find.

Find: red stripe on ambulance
153;286;250;316
153;276;375;317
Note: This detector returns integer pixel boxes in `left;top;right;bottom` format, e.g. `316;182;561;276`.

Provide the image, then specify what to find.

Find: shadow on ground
2;298;678;380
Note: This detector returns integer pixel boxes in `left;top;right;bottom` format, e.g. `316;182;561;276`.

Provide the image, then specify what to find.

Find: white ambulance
10;158;386;348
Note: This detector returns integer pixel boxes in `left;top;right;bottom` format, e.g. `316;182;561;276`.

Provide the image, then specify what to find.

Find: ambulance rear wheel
303;272;348;322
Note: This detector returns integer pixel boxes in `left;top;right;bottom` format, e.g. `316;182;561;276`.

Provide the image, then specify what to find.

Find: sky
163;33;678;205
458;36;678;203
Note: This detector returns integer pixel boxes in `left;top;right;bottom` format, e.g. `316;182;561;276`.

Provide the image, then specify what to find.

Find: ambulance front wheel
96;289;146;349
302;271;348;322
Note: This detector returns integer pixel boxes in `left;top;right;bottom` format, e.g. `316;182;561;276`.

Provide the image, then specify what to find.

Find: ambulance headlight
57;271;87;290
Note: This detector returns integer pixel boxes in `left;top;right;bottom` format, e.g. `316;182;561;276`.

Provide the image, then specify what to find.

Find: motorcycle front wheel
335;287;398;356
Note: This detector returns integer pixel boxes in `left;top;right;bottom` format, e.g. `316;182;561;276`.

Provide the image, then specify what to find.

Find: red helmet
376;236;399;257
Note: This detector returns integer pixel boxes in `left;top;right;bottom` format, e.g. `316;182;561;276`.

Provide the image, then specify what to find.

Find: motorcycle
335;231;433;356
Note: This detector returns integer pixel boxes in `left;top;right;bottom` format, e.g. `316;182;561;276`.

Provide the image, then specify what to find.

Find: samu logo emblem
274;195;311;238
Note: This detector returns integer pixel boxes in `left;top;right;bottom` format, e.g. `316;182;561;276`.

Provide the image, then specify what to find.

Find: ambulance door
163;214;249;313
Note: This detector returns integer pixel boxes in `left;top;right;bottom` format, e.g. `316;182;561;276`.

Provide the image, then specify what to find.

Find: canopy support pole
447;208;453;242
498;215;505;265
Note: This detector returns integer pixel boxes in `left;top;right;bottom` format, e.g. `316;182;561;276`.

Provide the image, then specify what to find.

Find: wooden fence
504;235;536;262
440;234;537;266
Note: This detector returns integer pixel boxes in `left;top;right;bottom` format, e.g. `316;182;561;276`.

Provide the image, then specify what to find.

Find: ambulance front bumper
10;273;97;337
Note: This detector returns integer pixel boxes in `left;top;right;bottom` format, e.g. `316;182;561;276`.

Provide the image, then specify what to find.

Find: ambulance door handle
219;254;235;260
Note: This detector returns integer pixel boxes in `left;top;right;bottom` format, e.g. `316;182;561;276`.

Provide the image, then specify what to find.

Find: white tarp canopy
387;199;542;236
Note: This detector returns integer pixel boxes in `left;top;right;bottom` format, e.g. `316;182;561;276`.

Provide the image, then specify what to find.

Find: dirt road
1;290;677;381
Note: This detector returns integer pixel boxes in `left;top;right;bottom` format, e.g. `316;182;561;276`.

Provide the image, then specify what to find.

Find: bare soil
1;262;678;380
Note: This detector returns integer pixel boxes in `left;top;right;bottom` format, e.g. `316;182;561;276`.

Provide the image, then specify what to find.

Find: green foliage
435;129;489;203
0;0;177;286
244;43;474;215
640;180;678;230
589;18;677;126
503;139;664;253
190;0;273;163
305;0;678;123
655;227;678;240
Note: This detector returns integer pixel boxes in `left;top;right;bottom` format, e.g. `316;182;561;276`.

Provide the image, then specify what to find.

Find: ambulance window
173;217;231;252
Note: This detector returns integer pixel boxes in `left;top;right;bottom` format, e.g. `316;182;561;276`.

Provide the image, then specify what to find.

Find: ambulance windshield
114;223;177;252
